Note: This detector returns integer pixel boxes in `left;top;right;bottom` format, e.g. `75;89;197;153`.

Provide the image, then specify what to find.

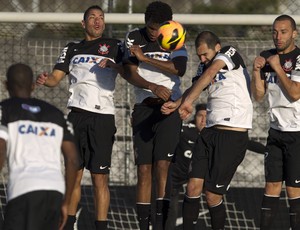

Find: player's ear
215;43;221;52
81;20;86;29
292;30;297;39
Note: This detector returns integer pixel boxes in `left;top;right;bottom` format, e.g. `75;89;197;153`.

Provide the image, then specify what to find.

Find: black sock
95;220;108;230
154;199;170;230
182;195;200;230
260;195;280;230
63;215;76;230
289;197;300;230
208;200;226;230
136;203;151;230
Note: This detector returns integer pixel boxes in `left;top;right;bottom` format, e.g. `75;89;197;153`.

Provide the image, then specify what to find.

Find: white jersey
0;97;75;201
54;37;123;114
193;46;253;129
124;27;188;103
260;47;300;131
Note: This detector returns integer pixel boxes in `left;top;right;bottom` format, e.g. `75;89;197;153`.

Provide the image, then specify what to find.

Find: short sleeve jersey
260;47;300;131
54;37;123;114
193;46;253;129
123;27;188;103
0;97;74;201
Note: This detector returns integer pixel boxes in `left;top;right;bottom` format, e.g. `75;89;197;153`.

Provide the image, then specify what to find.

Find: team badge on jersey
98;44;110;55
283;59;293;71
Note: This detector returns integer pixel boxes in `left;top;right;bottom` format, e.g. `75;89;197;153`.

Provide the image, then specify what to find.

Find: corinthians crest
98;44;110;55
283;59;293;71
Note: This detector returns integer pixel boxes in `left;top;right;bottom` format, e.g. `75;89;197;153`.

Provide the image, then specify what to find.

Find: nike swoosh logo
188;140;195;144
167;153;174;157
295;180;300;183
100;166;108;170
139;44;146;48
216;184;224;188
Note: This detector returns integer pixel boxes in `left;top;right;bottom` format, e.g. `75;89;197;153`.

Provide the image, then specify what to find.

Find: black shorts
68;109;116;174
265;128;300;187
170;147;192;190
4;190;63;230
190;127;248;195
132;103;182;165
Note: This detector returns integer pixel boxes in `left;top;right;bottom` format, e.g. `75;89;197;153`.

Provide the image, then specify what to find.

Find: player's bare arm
268;54;300;101
0;139;6;171
98;58;125;77
129;45;186;76
36;69;66;87
251;56;267;102
60;140;79;230
179;59;225;120
123;63;172;101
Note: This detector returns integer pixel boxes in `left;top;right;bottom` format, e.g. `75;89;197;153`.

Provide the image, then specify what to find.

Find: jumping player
0;63;78;230
122;1;188;229
162;30;253;230
252;14;300;230
36;5;124;230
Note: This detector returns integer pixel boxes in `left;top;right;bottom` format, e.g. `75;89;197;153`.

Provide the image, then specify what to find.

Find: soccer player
0;63;78;230
165;103;207;230
122;1;188;229
252;14;300;230
36;5;124;230
162;30;253;230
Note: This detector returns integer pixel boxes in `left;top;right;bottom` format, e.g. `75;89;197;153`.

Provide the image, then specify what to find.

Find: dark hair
83;5;103;21
274;14;296;31
6;63;33;92
144;1;173;24
195;31;221;49
195;103;207;113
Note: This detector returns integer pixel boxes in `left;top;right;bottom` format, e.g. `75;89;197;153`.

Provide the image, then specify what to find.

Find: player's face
82;9;105;41
196;43;218;65
272;19;296;54
145;22;160;42
195;109;207;132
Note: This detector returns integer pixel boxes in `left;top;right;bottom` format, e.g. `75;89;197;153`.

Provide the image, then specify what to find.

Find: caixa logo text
18;124;56;136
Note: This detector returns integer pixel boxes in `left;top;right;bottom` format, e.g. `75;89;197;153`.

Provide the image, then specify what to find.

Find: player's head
6;63;34;98
194;103;207;132
144;1;173;42
82;5;105;41
272;14;297;53
195;31;221;65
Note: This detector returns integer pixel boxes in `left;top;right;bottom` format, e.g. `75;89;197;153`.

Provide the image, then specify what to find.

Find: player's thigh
88;114;116;174
153;109;182;161
131;104;156;165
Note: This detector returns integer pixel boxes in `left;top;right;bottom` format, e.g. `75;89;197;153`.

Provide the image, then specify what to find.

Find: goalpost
0;12;292;230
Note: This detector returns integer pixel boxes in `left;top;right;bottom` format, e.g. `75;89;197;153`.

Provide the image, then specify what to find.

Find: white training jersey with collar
193;46;253;129
54;37;124;114
124;27;188;103
260;47;300;131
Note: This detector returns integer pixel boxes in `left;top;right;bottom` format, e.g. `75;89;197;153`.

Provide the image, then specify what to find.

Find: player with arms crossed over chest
36;5;124;230
0;63;78;230
252;14;300;230
162;30;253;230
123;1;188;229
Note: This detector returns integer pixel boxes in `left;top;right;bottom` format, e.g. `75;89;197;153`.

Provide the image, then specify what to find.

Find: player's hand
267;54;281;71
98;58;114;68
178;102;193;120
253;56;266;72
58;201;68;230
36;72;49;85
161;100;179;115
129;45;146;61
149;84;172;101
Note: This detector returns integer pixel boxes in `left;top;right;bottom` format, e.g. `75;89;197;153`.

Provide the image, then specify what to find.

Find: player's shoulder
125;27;145;47
260;48;277;58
